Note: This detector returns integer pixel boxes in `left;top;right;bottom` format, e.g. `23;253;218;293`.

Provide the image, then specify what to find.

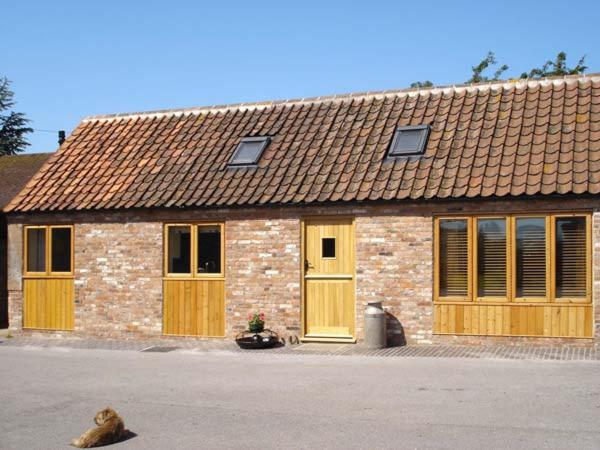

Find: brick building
5;74;600;345
0;153;52;328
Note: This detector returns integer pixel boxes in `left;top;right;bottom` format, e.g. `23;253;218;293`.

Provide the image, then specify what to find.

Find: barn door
163;223;225;337
23;225;75;330
303;218;355;341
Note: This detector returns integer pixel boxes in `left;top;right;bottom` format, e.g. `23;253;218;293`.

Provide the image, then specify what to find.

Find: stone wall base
6;328;596;348
431;333;596;347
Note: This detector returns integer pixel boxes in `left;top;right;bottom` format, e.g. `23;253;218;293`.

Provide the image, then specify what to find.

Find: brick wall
355;213;433;345
6;196;600;345
594;211;600;337
225;217;301;339
74;222;163;337
6;222;22;331
0;215;7;328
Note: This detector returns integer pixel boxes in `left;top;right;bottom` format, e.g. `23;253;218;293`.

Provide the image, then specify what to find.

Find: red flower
248;312;265;324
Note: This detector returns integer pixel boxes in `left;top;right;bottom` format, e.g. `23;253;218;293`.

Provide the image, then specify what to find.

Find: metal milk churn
364;301;387;349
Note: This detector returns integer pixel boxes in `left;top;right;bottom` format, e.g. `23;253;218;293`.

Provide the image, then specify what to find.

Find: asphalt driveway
1;345;599;450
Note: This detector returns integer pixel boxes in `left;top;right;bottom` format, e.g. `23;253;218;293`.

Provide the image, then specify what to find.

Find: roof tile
7;74;600;213
0;153;52;210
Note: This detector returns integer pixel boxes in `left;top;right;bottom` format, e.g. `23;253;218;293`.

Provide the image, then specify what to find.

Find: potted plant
248;312;265;333
235;311;279;349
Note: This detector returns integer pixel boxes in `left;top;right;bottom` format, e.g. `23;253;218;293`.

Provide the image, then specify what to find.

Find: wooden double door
303;218;356;341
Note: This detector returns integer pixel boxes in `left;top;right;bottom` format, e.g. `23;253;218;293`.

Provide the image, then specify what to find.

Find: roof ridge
82;72;600;123
0;152;54;158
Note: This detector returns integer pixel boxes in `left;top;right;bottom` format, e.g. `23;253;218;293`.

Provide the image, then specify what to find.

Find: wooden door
303;218;355;340
163;279;225;336
163;223;225;337
23;225;75;330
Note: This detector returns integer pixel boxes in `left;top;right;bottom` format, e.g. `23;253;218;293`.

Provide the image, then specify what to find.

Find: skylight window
229;136;270;166
387;125;430;157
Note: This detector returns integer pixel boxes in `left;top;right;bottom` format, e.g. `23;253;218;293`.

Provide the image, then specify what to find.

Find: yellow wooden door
304;218;355;340
163;279;225;336
163;223;225;337
23;278;75;330
23;225;75;331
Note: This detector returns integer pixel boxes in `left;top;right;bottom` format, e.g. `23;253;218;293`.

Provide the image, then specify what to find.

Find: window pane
477;219;506;297
439;219;468;297
230;138;269;165
395;130;421;151
51;228;71;272
322;238;336;258
197;226;221;274
167;226;191;274
389;127;429;156
27;228;46;272
556;217;587;298
516;218;546;297
235;141;263;162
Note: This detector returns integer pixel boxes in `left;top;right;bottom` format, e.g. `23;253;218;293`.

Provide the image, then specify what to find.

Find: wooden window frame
321;237;337;260
163;223;225;279
434;213;592;305
195;223;225;278
511;215;551;303
23;225;47;276
552;214;592;304
433;216;473;302
23;225;74;278
473;216;510;303
164;224;193;278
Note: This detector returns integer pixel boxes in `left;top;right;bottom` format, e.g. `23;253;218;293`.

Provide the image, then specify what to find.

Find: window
26;228;46;273
476;218;507;298
438;219;469;298
51;227;72;273
197;225;221;274
24;225;73;275
556;217;587;298
387;125;429;157
515;217;547;298
229;136;270;166
167;226;191;274
165;223;224;277
321;237;336;259
435;214;591;303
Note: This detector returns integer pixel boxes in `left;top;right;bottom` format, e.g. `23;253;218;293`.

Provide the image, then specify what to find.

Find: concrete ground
1;346;599;450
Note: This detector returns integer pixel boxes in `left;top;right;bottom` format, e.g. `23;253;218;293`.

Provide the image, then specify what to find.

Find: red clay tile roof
0;153;52;210
6;74;600;212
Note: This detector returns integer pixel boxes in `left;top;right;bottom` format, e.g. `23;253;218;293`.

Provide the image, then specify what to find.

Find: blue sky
3;0;600;153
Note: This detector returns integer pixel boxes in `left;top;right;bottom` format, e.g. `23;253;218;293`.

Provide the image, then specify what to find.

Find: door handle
304;260;314;271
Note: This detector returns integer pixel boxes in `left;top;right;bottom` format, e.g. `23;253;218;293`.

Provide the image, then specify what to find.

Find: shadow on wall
385;311;406;347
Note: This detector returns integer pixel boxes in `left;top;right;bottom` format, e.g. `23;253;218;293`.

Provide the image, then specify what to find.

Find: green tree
410;51;588;88
521;52;587;79
410;80;433;88
467;51;509;83
0;77;32;156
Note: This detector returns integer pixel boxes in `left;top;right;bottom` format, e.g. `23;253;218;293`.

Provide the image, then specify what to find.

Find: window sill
434;300;591;306
23;275;75;279
163;276;225;281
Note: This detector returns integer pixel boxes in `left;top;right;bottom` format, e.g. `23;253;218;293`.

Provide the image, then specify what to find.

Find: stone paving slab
1;336;598;361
